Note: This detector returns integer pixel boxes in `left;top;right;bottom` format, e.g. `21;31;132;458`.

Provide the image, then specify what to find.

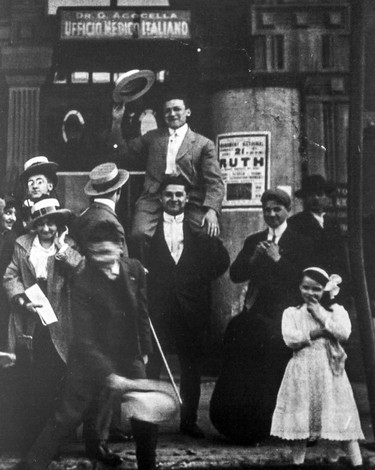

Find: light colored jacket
3;233;83;362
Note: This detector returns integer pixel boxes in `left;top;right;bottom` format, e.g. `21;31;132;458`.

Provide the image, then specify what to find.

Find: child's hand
306;297;320;318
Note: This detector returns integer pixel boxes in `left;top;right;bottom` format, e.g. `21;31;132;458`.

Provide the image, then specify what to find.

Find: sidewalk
1;381;375;469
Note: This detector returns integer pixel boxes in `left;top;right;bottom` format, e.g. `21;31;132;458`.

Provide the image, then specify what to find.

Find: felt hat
295;174;335;198
30;197;71;229
84;163;129;197
21;156;59;187
261;188;291;209
112;69;155;104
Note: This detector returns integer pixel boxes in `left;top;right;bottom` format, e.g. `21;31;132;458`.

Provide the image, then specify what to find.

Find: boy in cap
19;156;59;227
288;174;349;292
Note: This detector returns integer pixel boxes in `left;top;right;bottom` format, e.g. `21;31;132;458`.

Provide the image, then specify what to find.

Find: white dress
271;303;364;441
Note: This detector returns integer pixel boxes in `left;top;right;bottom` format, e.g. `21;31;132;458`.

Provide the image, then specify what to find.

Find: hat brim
112;70;155;104
21;162;59;187
84;169;129;196
30;208;72;229
121;379;179;424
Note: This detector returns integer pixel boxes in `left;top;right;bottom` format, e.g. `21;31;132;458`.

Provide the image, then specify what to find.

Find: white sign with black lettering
217;132;270;208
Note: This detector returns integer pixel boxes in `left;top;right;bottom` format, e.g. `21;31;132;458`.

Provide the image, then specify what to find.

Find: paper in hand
25;283;58;325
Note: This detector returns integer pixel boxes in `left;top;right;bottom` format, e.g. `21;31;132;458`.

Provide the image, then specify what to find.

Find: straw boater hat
84;162;129;197
21;156;59;187
30;197;71;229
295;174;335;198
112;69;155;104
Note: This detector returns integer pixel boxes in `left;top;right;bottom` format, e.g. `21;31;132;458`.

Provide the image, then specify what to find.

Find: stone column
2;46;52;191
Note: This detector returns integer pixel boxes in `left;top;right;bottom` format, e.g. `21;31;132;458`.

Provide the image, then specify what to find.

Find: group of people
0;91;366;469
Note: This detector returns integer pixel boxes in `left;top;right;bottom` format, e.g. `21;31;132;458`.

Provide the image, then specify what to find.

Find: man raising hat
109;92;224;264
70;162;129;257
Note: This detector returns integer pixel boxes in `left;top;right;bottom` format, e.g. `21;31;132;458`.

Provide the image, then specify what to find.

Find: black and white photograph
0;1;375;469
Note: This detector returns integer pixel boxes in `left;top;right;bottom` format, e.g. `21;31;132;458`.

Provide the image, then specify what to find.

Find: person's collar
267;220;288;239
163;212;185;223
168;123;188;138
94;198;115;212
311;211;325;227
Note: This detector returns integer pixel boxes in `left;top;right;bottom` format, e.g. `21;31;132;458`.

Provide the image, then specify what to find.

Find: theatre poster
217;132;270;209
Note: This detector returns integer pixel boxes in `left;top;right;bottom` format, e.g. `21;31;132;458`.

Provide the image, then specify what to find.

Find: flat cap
261;188;291;208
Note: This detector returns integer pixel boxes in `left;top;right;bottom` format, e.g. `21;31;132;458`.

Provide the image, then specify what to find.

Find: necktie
272;231;277;244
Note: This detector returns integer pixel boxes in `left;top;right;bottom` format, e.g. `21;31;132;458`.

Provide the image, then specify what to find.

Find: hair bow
324;274;342;299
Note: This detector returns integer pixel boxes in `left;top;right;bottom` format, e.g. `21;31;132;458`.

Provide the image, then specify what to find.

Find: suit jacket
3;233;83;362
230;226;313;329
70;201;127;256
116;127;224;214
288;210;349;278
147;222;230;333
69;257;152;386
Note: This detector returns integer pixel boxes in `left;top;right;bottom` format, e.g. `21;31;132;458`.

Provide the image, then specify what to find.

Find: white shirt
163;212;184;264
165;124;188;174
29;235;56;280
94;198;116;212
312;211;325;228
267;220;288;245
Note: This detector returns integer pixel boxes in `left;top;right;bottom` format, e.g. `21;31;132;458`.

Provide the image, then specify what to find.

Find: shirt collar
168;123;188;138
163;212;185;223
267;219;288;239
94;198;116;212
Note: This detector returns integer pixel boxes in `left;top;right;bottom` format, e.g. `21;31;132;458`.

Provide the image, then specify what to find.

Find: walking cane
148;317;183;406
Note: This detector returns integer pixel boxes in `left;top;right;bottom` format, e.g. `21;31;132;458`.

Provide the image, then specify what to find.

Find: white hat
84;162;129;196
112;69;155;103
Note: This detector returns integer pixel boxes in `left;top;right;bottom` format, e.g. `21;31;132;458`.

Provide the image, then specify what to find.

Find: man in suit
146;175;230;438
109;93;224;262
210;188;313;444
70;162;129;257
16;221;162;470
288;174;350;298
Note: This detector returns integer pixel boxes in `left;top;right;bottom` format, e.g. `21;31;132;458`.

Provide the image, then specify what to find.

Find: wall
209;87;302;337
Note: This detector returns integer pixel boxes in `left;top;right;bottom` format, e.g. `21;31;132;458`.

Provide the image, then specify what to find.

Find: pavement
2;380;375;470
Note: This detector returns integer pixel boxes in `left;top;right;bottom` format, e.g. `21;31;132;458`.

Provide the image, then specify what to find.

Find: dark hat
84;162;129;197
30;197;71;229
21;156;59;188
261;188;291;209
295;174;335;198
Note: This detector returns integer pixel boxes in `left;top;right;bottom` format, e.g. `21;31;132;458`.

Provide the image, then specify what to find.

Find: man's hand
253;241;281;263
25;302;42;315
201;208;220;237
112;102;126;124
106;373;133;393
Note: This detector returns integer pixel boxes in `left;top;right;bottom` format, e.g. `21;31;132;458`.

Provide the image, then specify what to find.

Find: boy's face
160;184;188;216
262;199;290;229
27;174;53;199
163;99;191;130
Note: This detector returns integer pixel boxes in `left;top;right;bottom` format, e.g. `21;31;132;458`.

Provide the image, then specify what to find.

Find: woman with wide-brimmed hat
3;196;83;449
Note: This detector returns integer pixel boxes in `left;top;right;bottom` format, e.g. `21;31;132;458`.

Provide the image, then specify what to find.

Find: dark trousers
25;359;158;470
147;342;202;427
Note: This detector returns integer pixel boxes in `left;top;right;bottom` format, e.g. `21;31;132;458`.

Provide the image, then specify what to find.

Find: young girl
271;267;364;467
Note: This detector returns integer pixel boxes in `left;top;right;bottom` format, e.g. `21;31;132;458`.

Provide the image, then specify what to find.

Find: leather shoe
108;428;133;443
85;441;123;467
180;423;205;439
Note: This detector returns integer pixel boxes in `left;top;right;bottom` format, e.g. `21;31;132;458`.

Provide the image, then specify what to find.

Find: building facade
1;0;368;336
